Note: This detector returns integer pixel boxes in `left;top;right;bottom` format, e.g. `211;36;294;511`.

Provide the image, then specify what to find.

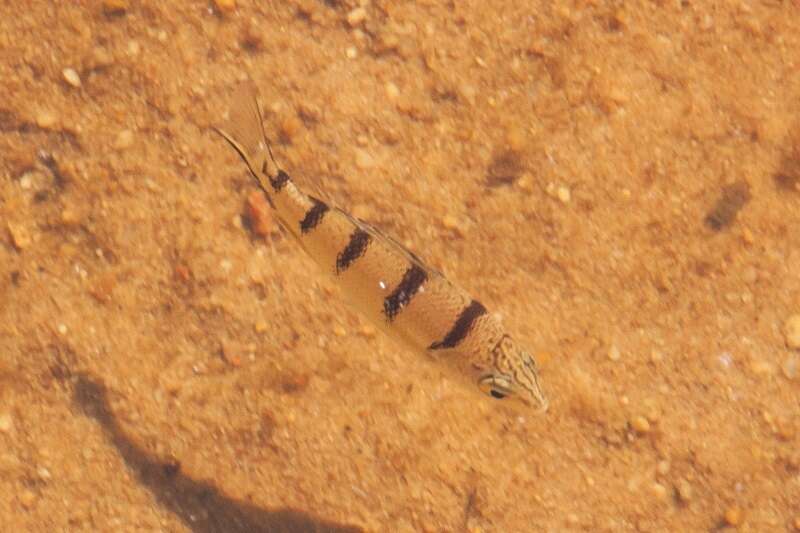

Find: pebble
221;340;243;367
354;148;375;169
651;482;668;499
279;114;301;142
333;325;347;337
608;344;621;361
62;68;81;88
19;172;33;189
724;506;744;527
631;415;650;433
557;185;571;203
102;0;128;12
783;354;798;379
345;46;358;59
246;190;273;237
784;314;800;349
385;82;400;99
656;460;670;475
37;466;52;481
441;214;460;232
214;0;236;11
458;83;477;106
748;358;774;376
505;126;526;152
19;489;36;508
89;272;117;303
36;110;57;129
676;479;693;502
516;172;535;192
127;40;140;56
92;46;114;68
254;320;268;333
114;129;134;150
346;7;367;27
7;222;32;250
359;324;376;338
0;413;12;432
60;206;80;225
173;264;191;282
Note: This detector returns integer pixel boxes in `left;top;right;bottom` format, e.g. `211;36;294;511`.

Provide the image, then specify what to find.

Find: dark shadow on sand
72;375;362;533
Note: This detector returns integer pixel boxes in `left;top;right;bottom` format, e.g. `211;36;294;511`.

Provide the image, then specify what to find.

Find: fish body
217;85;548;412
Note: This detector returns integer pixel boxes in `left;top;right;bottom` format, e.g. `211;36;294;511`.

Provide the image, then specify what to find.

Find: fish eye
478;375;513;400
489;389;507;400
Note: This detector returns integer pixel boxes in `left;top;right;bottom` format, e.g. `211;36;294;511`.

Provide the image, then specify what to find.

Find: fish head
474;335;548;413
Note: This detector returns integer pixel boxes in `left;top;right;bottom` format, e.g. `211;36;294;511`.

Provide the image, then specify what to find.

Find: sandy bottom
2;2;800;531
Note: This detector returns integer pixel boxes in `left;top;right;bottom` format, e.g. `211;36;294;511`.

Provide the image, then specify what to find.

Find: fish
215;83;548;413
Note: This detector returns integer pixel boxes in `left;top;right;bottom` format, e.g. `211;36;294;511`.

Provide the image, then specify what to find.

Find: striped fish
216;85;548;413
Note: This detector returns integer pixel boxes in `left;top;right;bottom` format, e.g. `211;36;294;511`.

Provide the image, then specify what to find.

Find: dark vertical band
383;264;428;321
428;300;487;350
269;169;290;191
335;229;371;274
299;196;329;234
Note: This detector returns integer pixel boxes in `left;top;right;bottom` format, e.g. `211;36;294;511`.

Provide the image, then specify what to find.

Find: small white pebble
37;467;52;481
345;46;358;59
784;314;800;349
127;40;140;56
57;324;68;335
718;352;733;369
220;259;233;273
657;460;670;475
442;214;459;231
385;82;400;99
631;415;651;433
0;413;12;432
19;173;33;189
516;172;535;192
677;479;693;502
114;129;134;150
557;185;571;203
458;83;476;106
608;344;621;361
782;354;798;379
62;68;81;88
36;110;57;129
652;482;668;499
346;7;367;27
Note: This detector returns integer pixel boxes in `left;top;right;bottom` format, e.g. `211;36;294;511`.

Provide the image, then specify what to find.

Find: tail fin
214;81;278;193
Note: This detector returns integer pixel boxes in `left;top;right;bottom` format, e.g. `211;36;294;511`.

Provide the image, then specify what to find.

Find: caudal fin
215;81;277;192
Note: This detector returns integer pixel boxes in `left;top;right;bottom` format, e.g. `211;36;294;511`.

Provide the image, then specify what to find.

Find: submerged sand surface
1;2;799;531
